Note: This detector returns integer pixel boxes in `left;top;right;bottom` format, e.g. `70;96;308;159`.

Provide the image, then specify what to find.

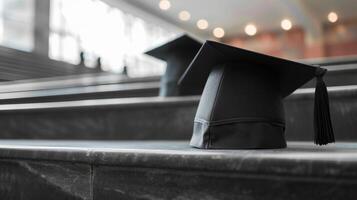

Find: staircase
0;73;160;103
0;46;99;81
0;85;355;141
0;140;356;200
0;57;356;199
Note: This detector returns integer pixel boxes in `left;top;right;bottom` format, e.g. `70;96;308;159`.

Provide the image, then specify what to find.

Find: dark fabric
314;68;335;145
145;34;202;96
159;50;201;96
179;40;317;97
190;64;286;149
182;41;333;149
145;34;202;61
191;121;286;149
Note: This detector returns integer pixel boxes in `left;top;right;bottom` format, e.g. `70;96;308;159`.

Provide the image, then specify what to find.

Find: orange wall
224;28;306;59
223;20;357;59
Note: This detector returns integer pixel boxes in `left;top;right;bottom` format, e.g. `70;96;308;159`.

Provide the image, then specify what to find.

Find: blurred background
0;0;356;78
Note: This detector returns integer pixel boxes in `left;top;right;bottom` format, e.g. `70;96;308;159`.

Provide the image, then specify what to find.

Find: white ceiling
122;0;357;38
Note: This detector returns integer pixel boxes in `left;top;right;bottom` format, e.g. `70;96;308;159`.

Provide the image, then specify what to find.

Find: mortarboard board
145;34;202;96
179;41;334;149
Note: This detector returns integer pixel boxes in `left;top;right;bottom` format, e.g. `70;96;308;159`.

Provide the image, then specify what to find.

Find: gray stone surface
0;62;354;103
0;73;160;103
94;164;357;200
0;85;355;141
286;85;357;141
0;140;356;199
0;96;199;140
302;64;357;88
0;82;159;104
0;73;160;92
0;45;98;80
0;160;91;200
302;56;357;66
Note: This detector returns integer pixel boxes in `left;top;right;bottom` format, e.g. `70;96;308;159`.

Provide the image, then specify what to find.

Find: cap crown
180;41;317;97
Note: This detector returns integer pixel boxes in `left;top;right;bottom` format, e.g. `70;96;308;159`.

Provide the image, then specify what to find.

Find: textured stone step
0;73;160;92
0;140;356;200
285;85;357;141
0;82;159;104
302;55;357;66
0;74;160;103
0;46;98;81
0;65;355;104
302;63;357;88
0;59;354;104
0;85;355;141
0;96;198;140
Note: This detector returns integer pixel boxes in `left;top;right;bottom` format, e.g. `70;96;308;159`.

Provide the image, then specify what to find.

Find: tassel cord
314;68;335;145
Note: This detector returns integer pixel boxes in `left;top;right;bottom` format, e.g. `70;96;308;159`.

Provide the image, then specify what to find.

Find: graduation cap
179;41;334;149
145;34;202;96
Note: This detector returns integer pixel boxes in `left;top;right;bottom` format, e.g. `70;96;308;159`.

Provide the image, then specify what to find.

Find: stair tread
0;140;356;177
0;96;200;111
0;82;159;100
0;84;354;110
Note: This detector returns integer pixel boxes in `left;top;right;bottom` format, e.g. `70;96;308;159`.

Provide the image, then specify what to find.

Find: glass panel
49;0;178;77
49;33;61;60
0;0;34;51
62;35;79;64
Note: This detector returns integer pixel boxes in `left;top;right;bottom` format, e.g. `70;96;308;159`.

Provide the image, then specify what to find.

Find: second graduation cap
180;41;335;149
145;34;202;96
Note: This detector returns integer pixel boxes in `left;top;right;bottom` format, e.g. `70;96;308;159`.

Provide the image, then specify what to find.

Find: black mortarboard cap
145;34;202;96
179;41;335;149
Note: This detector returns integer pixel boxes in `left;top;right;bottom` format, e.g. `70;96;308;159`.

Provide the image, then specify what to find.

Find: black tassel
314;67;335;145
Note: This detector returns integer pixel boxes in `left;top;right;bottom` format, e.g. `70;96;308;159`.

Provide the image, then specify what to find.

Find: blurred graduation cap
179;41;334;149
145;34;202;96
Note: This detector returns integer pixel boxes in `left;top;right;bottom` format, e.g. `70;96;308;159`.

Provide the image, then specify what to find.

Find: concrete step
0;64;355;104
285;85;357;141
3;65;353;104
0;73;160;92
0;96;198;140
0;46;96;74
302;63;357;88
0;73;107;88
0;140;356;200
0;46;98;81
0;74;160;103
0;82;159;104
302;55;357;66
0;85;355;141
